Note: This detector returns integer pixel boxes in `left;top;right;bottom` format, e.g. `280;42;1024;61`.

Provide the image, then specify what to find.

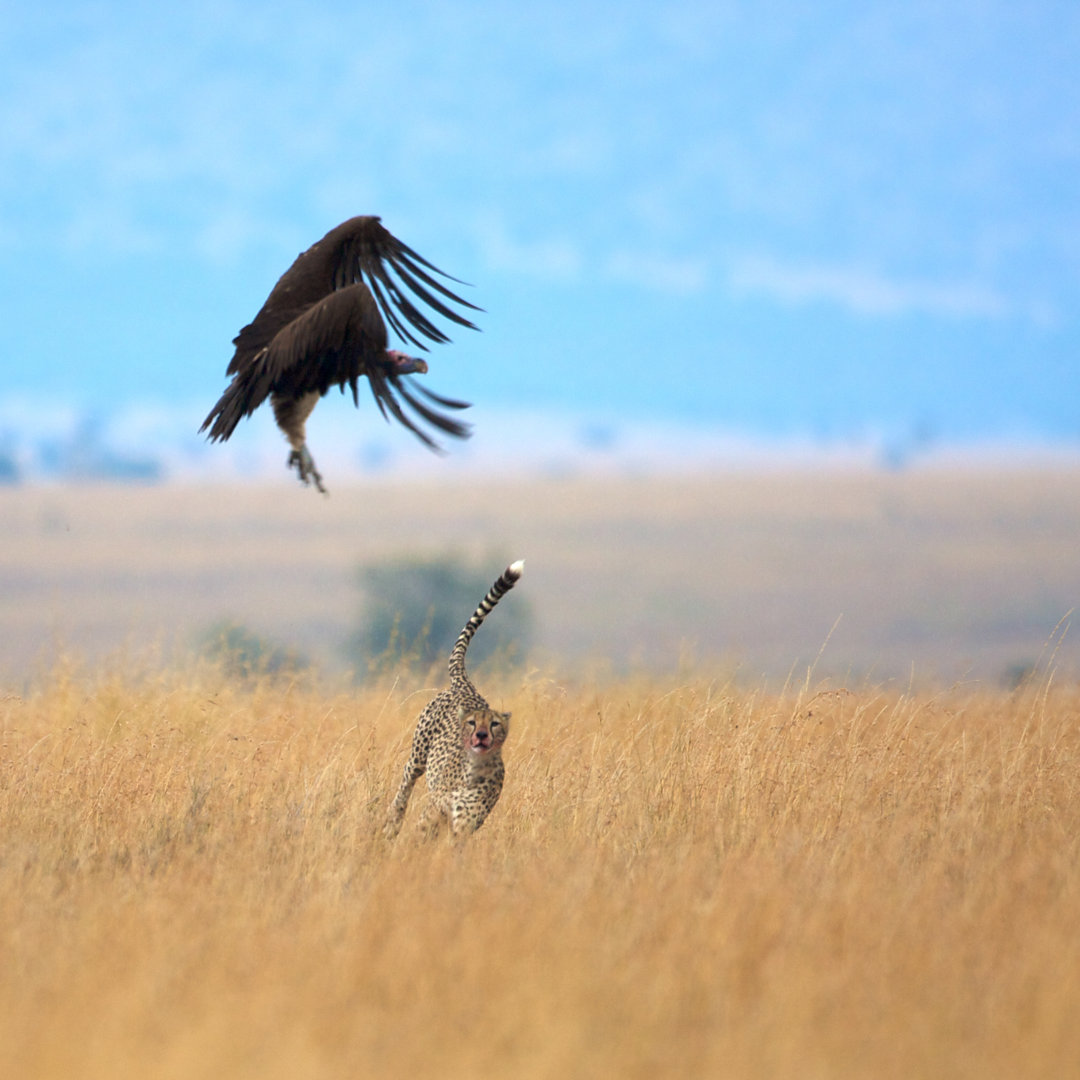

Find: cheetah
383;560;524;840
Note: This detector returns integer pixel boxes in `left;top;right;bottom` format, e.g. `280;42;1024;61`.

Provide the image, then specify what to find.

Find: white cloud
727;253;1024;321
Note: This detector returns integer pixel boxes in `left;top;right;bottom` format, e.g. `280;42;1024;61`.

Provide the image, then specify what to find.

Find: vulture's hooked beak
385;350;429;376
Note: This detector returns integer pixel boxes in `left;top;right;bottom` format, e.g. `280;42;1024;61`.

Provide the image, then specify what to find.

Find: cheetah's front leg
417;800;450;840
383;762;424;840
451;794;490;838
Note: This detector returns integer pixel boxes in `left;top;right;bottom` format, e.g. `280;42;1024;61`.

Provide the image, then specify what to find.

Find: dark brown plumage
200;215;480;493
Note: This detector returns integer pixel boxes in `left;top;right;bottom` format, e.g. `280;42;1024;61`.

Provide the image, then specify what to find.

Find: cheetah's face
457;706;510;757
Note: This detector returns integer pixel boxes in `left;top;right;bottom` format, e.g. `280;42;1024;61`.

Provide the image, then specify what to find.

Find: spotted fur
384;560;524;839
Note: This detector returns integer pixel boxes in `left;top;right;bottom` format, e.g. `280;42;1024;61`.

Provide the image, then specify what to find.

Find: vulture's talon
288;447;327;495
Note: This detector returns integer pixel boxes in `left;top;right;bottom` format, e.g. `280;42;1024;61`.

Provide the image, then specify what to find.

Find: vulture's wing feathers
392;377;471;438
407;381;472;412
364;367;472;453
364;273;424;349
342;217;482;346
356;252;463;348
260;285;386;396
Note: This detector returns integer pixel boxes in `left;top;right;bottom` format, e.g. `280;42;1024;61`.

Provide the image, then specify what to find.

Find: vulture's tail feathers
200;365;274;442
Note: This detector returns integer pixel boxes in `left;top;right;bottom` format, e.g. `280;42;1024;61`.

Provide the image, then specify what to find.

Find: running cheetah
383;560;524;840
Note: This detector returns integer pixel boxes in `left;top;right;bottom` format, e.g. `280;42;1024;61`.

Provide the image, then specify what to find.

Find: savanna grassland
2;662;1079;1079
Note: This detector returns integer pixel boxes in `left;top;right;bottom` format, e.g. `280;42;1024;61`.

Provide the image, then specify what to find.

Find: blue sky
1;0;1078;472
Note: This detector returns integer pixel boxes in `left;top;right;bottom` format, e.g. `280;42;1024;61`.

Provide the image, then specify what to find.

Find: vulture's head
385;350;429;376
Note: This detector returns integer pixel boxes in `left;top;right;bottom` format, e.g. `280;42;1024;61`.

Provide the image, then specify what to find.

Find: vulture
200;215;481;493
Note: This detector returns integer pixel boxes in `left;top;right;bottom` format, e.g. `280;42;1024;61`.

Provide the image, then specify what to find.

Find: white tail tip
508;559;525;578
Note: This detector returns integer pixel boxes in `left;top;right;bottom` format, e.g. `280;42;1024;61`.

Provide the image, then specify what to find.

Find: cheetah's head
457;705;510;757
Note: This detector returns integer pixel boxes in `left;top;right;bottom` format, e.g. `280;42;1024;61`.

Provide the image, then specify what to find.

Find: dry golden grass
2;661;1079;1078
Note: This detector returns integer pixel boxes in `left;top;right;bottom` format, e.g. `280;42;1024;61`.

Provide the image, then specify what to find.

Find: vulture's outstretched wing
200;216;480;455
226;215;482;377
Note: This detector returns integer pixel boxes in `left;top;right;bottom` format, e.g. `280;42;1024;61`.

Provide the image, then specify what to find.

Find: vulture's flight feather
200;216;480;492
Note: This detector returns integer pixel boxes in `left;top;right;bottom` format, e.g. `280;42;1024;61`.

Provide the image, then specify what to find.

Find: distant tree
348;553;532;674
198;620;308;679
1001;660;1038;692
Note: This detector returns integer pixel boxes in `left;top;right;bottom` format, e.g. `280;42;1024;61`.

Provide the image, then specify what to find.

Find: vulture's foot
288;445;327;495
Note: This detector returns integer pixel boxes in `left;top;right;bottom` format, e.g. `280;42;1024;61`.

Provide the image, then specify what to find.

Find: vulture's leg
272;391;327;495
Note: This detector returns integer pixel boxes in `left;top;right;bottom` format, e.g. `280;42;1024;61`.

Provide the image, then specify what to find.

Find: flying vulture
200;215;480;493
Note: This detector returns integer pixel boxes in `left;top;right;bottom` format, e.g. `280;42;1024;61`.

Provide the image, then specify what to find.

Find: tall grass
2;662;1078;1078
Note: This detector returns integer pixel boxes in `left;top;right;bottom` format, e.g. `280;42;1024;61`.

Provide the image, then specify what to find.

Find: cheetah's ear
456;704;467;721
501;711;512;721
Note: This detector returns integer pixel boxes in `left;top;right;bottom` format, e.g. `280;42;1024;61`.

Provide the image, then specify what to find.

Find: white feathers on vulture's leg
200;216;480;494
